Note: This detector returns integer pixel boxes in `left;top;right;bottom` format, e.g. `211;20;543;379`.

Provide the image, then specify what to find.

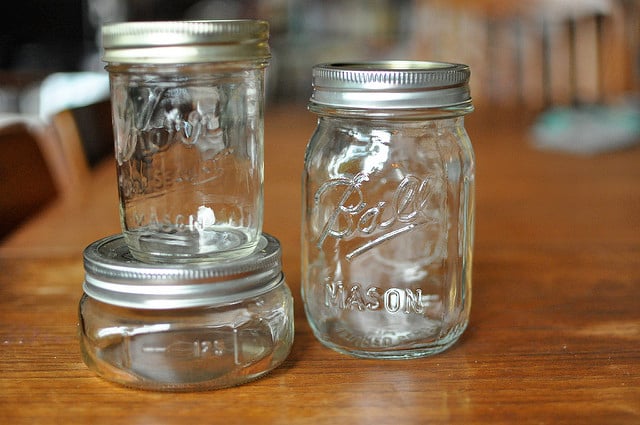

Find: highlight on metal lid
82;233;283;309
309;61;473;112
101;19;271;64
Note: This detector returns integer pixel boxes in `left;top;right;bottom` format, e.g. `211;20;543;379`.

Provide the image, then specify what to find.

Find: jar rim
83;233;283;309
309;61;472;112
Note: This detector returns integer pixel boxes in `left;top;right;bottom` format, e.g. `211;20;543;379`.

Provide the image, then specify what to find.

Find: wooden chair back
50;99;114;195
0;116;58;240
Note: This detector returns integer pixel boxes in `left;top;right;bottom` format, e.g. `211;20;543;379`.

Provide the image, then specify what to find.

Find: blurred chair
20;72;114;195
50;99;114;194
408;0;636;110
530;0;640;154
0;94;115;240
0;115;59;240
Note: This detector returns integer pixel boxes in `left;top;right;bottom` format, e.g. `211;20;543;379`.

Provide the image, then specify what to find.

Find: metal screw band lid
102;20;271;64
83;233;282;309
309;61;472;112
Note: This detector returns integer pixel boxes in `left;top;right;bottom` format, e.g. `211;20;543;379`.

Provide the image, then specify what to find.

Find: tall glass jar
102;20;270;263
301;61;475;359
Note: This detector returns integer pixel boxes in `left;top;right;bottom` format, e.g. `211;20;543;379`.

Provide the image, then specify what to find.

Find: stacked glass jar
77;20;294;391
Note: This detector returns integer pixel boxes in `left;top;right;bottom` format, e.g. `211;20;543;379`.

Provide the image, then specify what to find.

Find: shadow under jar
301;61;475;359
102;20;271;263
78;233;294;391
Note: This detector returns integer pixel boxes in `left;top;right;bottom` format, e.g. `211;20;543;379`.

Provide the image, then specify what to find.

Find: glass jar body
107;62;266;262
301;113;474;359
78;276;293;391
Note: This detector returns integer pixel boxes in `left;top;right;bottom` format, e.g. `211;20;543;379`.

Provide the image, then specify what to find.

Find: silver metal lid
102;20;271;64
83;233;282;309
309;61;472;112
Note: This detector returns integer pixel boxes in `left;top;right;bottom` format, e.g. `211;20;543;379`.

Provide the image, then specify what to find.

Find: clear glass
107;62;266;262
301;112;474;359
78;278;294;391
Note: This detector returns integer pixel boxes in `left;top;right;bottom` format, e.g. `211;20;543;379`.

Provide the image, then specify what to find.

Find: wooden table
1;104;639;424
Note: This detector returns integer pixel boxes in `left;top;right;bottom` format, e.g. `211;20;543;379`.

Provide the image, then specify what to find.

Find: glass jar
301;61;475;359
78;233;294;391
102;20;271;262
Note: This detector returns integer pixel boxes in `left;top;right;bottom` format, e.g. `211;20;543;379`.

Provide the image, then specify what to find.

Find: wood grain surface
1;104;639;425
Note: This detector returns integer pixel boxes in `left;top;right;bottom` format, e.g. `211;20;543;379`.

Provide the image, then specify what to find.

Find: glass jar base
81;349;287;392
309;321;468;360
79;326;292;391
124;226;259;263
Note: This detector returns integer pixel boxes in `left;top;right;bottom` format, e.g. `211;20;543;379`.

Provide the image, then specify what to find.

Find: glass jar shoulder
304;116;473;180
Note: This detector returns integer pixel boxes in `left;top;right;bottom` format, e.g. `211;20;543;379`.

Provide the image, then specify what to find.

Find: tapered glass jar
301;61;475;359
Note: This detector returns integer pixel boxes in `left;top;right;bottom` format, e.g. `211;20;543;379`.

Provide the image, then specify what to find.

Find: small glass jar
301;61;475;359
78;233;294;391
102;20;271;262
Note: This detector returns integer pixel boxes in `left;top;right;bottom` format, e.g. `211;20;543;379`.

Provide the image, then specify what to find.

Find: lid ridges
313;62;470;89
101;19;271;64
102;20;269;45
310;61;472;111
83;234;281;284
82;233;283;309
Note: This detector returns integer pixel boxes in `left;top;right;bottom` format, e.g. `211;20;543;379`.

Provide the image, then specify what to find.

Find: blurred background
1;0;638;109
1;0;639;239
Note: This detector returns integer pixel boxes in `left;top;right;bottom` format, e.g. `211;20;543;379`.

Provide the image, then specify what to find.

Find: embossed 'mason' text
325;281;426;314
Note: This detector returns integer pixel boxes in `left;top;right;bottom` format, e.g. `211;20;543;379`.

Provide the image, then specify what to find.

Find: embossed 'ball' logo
313;172;443;260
